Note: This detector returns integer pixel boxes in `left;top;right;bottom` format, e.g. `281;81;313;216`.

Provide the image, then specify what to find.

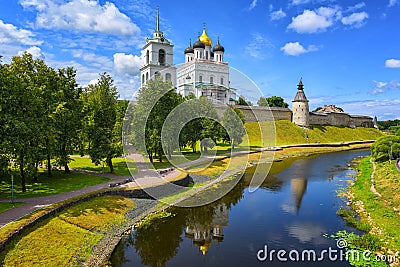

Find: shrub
370;135;400;162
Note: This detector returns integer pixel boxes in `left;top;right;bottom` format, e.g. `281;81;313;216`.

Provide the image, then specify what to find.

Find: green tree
131;76;182;162
371;135;400;162
238;96;252;106
222;106;247;149
178;97;221;153
1;53;47;191
388;125;400;136
53;67;83;173
83;73;119;173
378;119;400;130
257;96;289;108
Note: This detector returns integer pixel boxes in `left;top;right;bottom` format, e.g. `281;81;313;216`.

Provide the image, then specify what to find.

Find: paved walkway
0;148;168;228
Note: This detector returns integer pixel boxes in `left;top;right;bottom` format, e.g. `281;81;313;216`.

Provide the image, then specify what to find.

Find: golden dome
200;27;212;47
200;241;212;255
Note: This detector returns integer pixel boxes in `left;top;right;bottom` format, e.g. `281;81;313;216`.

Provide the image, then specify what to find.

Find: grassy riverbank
246;120;382;147
352;158;400;251
336;157;400;266
0;195;135;266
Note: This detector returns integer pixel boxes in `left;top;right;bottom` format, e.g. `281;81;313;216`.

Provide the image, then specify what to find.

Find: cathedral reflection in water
184;203;229;255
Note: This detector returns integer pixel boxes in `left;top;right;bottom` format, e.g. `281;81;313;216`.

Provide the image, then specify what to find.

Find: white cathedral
140;8;237;104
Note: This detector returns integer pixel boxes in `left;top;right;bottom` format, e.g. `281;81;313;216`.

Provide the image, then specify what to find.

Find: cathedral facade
140;9;236;104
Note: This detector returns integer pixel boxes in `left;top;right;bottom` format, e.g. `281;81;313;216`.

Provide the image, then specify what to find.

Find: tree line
130;76;247;163
0;53;125;192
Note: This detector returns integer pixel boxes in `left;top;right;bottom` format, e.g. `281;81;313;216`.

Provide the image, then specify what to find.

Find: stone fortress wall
219;79;374;128
218;105;373;128
214;104;292;122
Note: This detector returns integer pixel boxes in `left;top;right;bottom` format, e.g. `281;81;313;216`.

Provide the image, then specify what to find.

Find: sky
0;0;399;120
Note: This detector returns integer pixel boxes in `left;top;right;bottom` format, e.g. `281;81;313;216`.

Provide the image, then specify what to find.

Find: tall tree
84;73;119;173
132;76;182;162
3;53;47;191
53;67;82;173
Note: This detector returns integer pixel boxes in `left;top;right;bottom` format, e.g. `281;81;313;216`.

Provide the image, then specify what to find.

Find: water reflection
111;150;370;267
291;178;308;212
185;203;228;255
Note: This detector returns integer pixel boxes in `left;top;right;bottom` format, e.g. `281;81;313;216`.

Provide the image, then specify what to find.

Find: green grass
336;207;372;232
351;157;400;252
0;171;110;199
0;202;25;214
59;195;136;232
0;195;135;267
245;120;383;147
2;217;102;267
69;156;137;176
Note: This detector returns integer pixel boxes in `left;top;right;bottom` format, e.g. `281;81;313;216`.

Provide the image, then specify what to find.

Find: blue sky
1;0;399;120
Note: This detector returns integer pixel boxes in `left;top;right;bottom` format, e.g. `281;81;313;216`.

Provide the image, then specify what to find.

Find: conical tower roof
293;78;308;102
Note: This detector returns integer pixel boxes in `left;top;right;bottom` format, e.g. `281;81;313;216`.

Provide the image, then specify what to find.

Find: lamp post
11;174;14;205
389;140;393;164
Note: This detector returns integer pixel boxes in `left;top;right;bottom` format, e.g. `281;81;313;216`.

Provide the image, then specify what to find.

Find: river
110;150;370;267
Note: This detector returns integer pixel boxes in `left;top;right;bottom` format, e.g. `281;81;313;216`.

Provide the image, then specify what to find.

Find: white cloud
281;42;318;56
249;0;257;10
369;80;400;95
0;20;42;45
245;33;275;59
69;49;112;68
270;9;287;21
388;0;398;7
375;81;388;89
339;99;400;120
346;2;366;12
341;12;369;28
113;53;142;75
291;0;311;5
20;0;140;36
18;46;44;59
287;8;337;34
385;59;400;68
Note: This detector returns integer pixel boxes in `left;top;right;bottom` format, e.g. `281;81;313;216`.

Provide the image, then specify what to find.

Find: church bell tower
140;8;176;87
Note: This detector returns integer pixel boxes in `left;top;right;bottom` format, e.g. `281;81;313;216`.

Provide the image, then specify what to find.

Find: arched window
159;49;165;65
199;75;203;83
210;76;214;84
220;77;224;85
146;50;149;64
142;74;145;84
165;73;171;81
146;72;149;81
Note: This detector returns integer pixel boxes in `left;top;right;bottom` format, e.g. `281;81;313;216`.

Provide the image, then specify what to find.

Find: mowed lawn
0;171;110;199
69;156;137;176
0;202;24;213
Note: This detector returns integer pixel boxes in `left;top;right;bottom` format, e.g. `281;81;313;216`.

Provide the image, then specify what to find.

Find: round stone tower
292;78;310;127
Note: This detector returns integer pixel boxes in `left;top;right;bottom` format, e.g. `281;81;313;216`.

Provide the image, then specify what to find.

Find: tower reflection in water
290;178;308;213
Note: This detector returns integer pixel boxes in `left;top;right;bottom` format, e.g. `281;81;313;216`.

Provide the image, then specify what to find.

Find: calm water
110;150;370;267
